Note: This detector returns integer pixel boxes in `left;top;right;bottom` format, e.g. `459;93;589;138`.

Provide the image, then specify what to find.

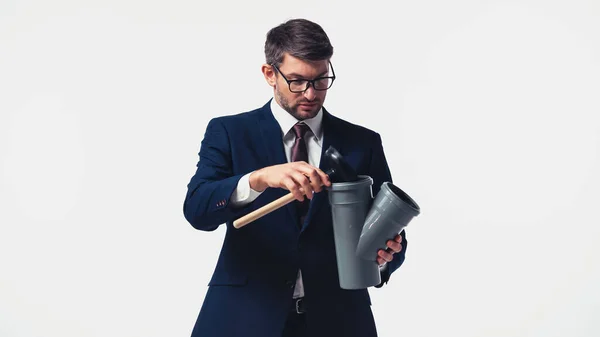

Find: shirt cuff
230;172;264;207
375;263;391;288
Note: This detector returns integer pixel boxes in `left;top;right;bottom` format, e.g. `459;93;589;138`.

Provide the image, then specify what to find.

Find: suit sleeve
183;118;255;231
369;132;408;288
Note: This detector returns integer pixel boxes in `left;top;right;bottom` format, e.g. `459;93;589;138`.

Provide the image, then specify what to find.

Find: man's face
264;53;331;120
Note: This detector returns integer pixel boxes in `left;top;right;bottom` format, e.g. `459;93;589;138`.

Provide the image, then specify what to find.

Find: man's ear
261;64;276;87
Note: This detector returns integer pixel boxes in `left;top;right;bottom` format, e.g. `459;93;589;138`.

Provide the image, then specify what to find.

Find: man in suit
183;18;406;337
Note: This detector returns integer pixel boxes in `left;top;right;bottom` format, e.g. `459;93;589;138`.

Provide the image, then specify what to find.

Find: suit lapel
302;109;343;232
256;102;300;226
256;103;287;165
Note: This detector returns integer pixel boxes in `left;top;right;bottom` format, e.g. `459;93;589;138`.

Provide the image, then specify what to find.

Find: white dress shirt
230;98;324;299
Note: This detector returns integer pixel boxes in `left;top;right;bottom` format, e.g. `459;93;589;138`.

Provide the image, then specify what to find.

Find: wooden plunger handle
233;192;298;229
233;168;335;229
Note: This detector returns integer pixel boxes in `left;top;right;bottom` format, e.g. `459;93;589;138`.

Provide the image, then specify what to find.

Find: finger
386;240;402;253
395;234;403;243
297;163;330;188
291;171;313;199
315;167;331;187
378;249;394;263
306;168;323;193
296;165;323;193
282;176;304;201
377;257;387;266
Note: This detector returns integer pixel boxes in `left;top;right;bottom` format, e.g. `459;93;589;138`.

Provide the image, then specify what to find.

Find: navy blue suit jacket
184;101;407;337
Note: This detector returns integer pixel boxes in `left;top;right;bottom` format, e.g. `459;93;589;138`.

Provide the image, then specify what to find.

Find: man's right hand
249;162;331;201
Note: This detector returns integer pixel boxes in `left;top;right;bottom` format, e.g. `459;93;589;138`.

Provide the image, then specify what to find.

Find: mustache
297;99;320;104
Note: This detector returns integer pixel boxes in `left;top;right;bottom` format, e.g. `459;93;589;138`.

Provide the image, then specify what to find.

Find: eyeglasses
272;61;336;93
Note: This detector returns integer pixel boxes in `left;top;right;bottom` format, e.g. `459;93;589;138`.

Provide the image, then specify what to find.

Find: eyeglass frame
271;61;336;93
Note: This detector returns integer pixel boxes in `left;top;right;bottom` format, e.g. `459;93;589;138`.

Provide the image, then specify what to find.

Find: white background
1;1;599;336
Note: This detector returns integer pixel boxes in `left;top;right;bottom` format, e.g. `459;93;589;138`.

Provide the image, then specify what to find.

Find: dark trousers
281;310;307;337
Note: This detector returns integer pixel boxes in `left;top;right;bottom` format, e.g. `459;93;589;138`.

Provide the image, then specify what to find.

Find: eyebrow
286;70;330;79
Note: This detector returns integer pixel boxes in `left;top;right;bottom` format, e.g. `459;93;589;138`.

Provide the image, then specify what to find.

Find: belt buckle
295;298;304;314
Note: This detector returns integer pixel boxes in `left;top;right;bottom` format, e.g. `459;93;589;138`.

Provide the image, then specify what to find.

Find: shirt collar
270;98;323;144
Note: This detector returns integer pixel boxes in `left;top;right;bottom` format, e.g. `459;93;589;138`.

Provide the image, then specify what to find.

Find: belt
291;297;308;314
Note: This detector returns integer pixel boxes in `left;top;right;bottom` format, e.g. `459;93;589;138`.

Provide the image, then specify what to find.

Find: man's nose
303;85;317;101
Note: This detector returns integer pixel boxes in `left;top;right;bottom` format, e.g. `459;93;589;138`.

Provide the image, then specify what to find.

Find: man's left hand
376;234;403;267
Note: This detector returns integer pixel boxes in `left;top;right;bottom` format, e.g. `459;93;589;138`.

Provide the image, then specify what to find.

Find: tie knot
292;123;310;139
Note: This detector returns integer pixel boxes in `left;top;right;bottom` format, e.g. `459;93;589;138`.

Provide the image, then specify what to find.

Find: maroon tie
291;123;311;219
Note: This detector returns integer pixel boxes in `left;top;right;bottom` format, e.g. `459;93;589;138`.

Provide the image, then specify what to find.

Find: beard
275;87;322;121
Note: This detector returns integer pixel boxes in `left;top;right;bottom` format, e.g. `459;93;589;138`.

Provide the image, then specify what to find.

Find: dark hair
265;18;334;67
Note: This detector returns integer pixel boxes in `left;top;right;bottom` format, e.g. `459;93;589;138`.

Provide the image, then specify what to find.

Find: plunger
233;146;356;228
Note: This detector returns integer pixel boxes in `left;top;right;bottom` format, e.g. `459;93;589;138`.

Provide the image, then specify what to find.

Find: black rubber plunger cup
324;146;382;289
322;146;358;183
